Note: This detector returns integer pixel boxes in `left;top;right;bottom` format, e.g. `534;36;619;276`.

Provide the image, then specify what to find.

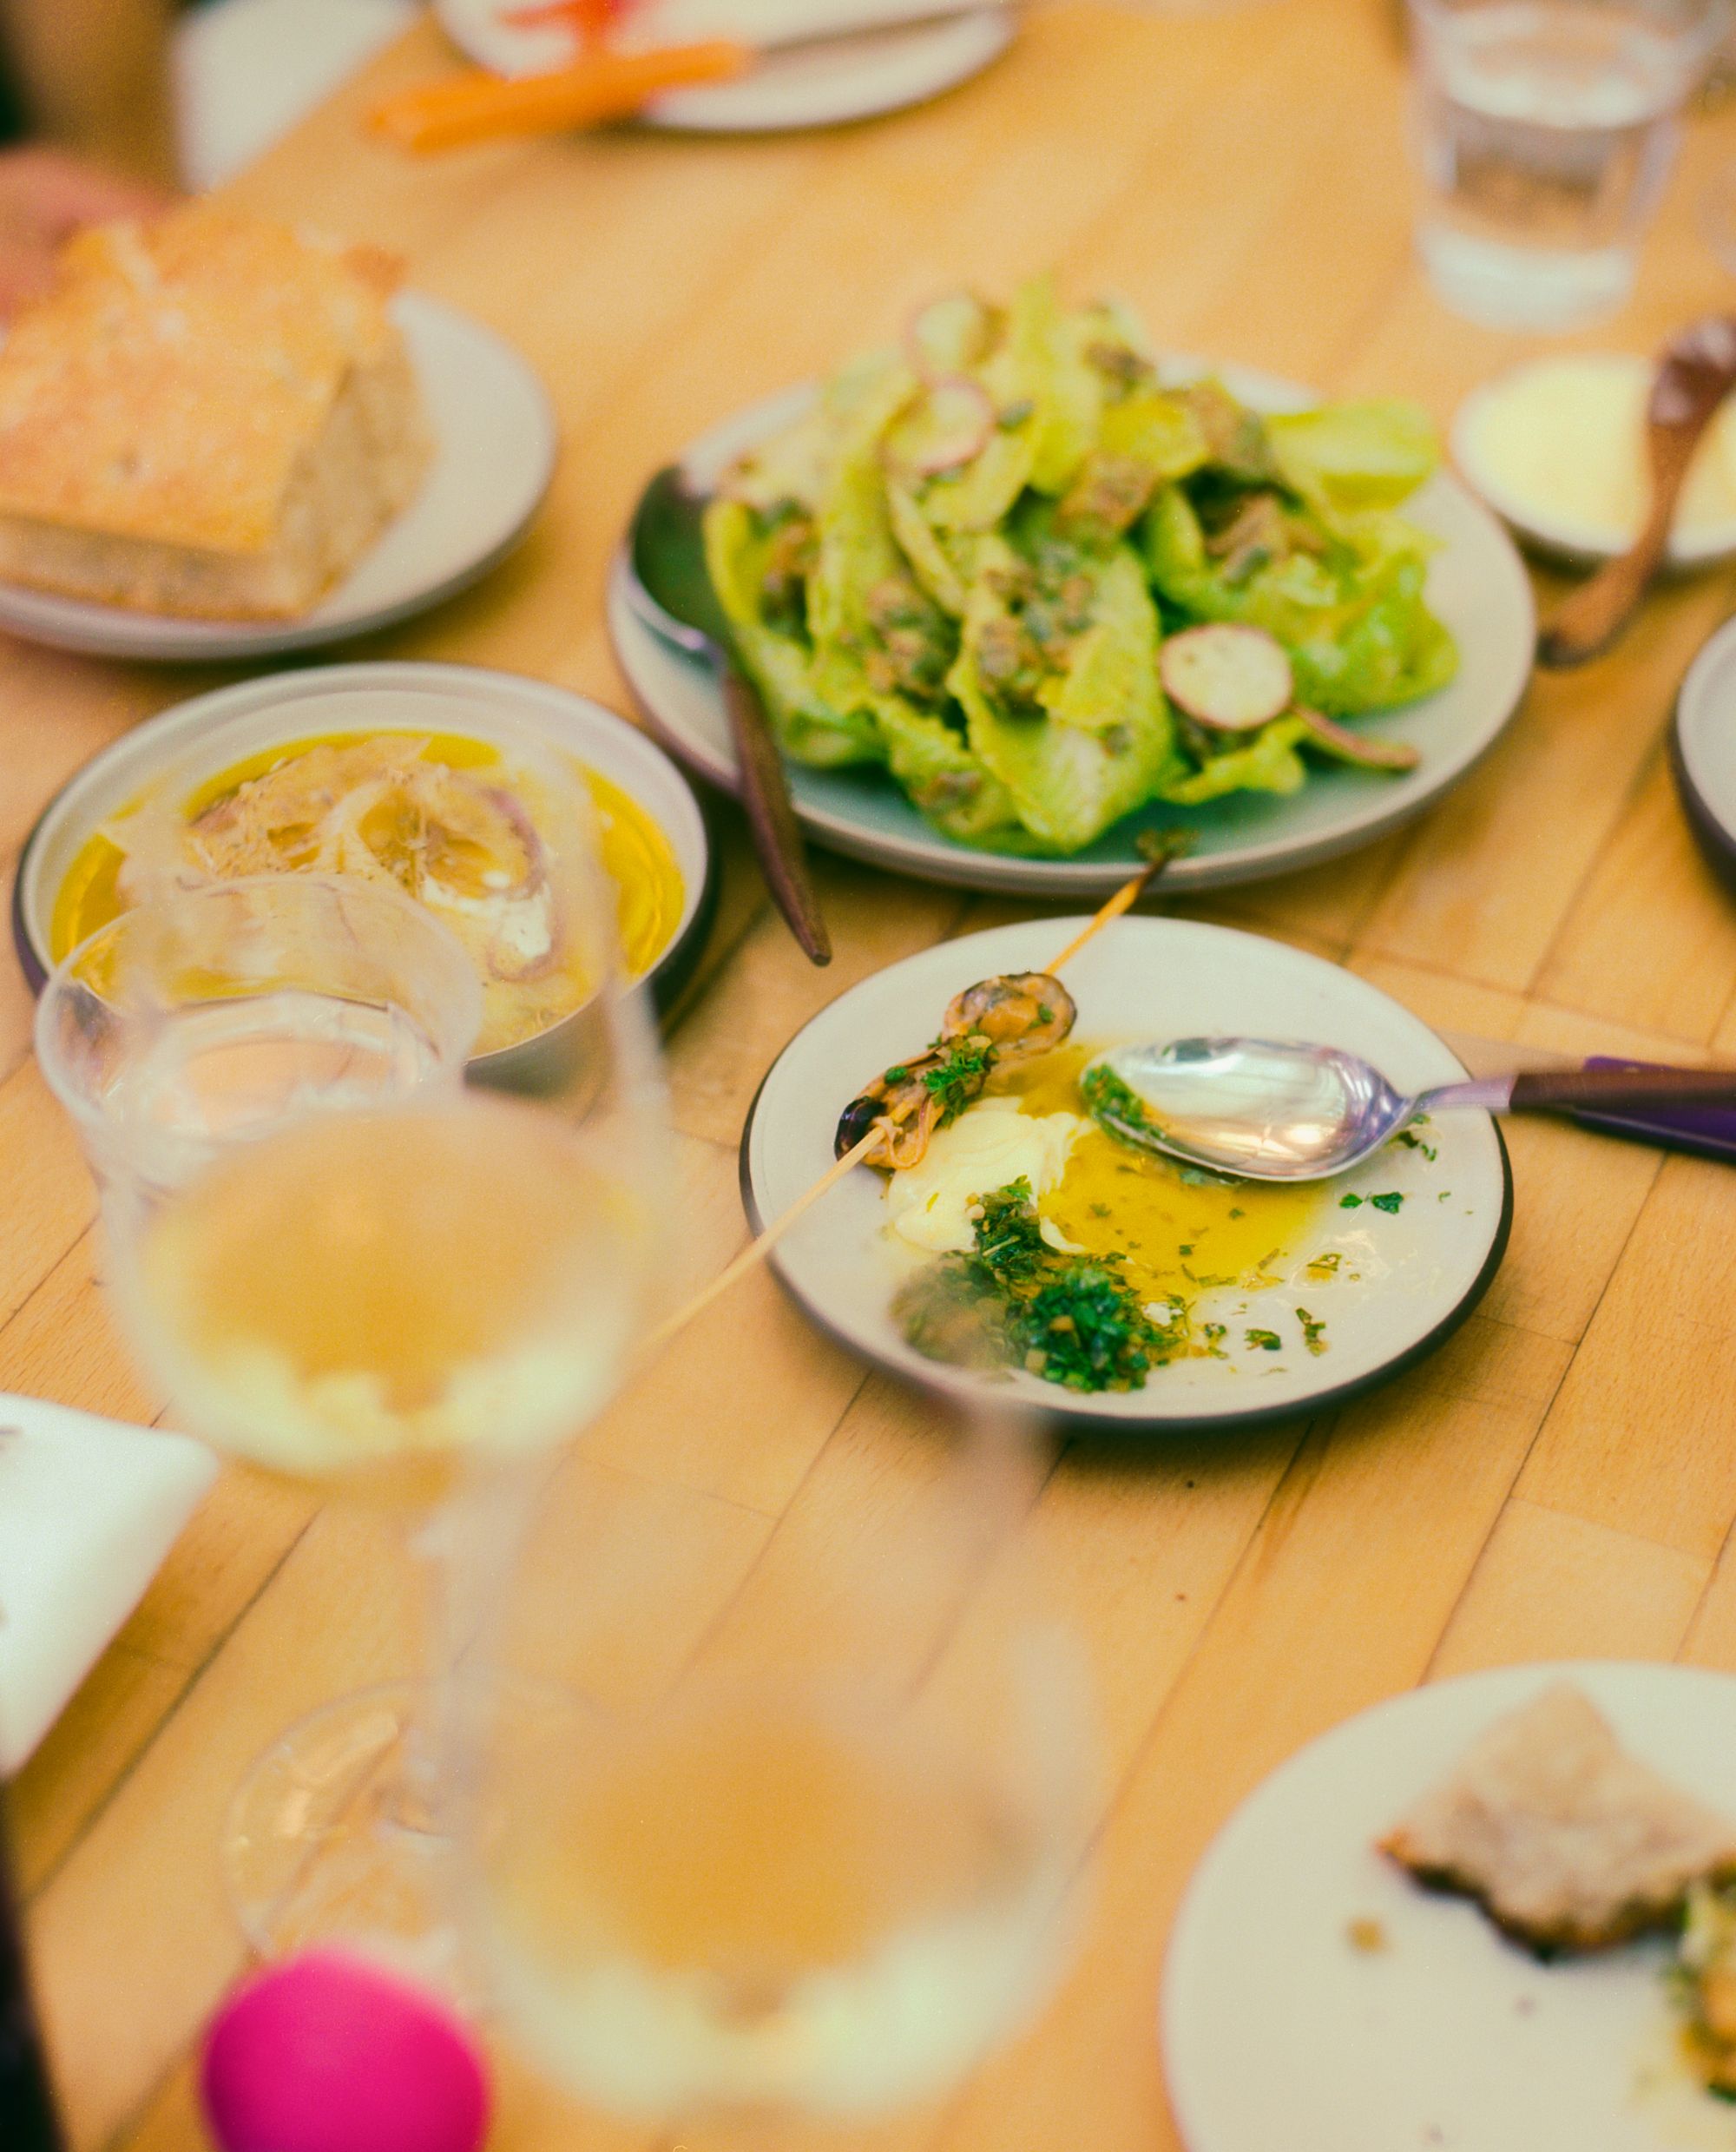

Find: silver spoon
626;465;831;965
1082;1037;1736;1181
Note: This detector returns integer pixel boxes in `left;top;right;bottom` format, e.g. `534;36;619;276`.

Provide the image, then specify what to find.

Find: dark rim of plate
1673;622;1736;898
734;1037;1515;1440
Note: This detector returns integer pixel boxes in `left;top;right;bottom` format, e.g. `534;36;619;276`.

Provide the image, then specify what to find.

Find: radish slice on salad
1159;623;1293;731
904;292;998;380
1292;704;1421;772
889;378;996;477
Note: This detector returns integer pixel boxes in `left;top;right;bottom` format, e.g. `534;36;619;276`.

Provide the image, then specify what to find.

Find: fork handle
1507;1064;1736;1113
1418;1063;1736;1120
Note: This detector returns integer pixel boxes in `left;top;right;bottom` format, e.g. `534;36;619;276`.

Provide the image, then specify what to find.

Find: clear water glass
36;874;483;1197
1407;0;1728;329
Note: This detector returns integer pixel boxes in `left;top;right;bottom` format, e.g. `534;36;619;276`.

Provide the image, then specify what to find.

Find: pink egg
201;1951;490;2152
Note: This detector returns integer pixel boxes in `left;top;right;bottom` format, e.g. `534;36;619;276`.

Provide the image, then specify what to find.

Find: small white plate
435;0;1013;133
0;293;557;662
740;915;1511;1431
1454;355;1736;570
1162;1661;1736;2152
12;661;715;1007
612;365;1535;899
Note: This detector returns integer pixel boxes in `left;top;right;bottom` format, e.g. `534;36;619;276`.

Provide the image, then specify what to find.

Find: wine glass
36;764;667;1975
457;1403;1096;2142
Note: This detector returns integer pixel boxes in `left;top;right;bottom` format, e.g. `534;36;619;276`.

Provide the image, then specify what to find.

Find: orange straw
370;42;753;151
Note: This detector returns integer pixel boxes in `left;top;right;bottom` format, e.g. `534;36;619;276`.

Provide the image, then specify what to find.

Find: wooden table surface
13;3;1736;2144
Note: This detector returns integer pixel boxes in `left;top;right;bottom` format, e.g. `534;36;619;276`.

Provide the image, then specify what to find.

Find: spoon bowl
1086;1037;1736;1181
1084;1038;1458;1179
627;464;734;655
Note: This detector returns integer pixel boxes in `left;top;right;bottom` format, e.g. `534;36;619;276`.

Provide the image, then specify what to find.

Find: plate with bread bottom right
1161;1661;1736;2152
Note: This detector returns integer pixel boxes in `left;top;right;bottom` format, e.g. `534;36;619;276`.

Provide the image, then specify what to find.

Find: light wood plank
1518;1152;1736;1559
1429;1497;1707;1677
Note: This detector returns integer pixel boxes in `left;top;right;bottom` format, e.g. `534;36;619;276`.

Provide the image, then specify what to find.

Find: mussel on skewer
833;971;1078;1168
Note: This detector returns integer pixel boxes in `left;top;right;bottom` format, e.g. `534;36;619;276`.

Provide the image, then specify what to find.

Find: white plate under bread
0;293;556;663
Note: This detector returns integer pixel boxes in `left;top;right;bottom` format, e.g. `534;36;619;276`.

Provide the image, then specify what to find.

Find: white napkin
0;1395;216;1774
444;0;1004;74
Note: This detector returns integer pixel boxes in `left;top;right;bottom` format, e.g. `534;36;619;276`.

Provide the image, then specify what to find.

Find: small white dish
1454;353;1736;569
12;661;715;1008
0;293;557;662
435;0;1013;133
1162;1660;1736;2152
613;362;1535;900
740;914;1511;1432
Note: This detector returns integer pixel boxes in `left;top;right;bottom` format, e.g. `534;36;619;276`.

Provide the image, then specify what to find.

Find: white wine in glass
482;1679;1073;2123
36;793;666;1971
462;1411;1095;2136
120;1096;648;1501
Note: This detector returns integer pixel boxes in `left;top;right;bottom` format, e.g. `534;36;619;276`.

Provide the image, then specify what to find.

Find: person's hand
0;146;174;318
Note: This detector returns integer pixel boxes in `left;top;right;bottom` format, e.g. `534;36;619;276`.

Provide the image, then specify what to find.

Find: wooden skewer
1042;850;1173;976
641;846;1181;1356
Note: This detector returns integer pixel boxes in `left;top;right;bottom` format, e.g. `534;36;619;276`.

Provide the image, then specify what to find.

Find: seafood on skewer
833;971;1078;1168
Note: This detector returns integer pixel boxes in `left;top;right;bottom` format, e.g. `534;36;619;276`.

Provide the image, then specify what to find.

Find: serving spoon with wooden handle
627;465;831;965
1537;315;1736;669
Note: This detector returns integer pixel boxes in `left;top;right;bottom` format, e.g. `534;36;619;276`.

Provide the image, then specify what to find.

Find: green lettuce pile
702;277;1457;857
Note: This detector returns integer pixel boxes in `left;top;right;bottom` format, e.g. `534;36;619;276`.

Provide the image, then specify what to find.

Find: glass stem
396;1462;542;1839
397;1498;468;1839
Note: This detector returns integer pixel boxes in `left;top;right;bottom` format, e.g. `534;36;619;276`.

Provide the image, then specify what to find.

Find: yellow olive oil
996;1044;1323;1303
49;730;686;1027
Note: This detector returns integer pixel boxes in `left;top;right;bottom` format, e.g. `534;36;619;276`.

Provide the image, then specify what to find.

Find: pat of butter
1465;355;1736;544
885;1096;1082;1254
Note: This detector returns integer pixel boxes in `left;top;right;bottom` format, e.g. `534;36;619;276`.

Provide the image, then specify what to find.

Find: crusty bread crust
0;204;431;619
1381;1683;1736;1956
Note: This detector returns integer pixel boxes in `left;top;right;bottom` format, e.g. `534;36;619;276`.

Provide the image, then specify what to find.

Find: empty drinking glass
1407;0;1727;329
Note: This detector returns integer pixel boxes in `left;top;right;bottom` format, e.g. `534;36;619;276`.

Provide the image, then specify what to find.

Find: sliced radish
904;293;997;381
886;377;996;477
1292;705;1421;772
1159;623;1293;731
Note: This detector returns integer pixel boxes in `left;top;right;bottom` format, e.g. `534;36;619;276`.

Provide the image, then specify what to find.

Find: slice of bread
0;205;431;620
1380;1682;1736;1955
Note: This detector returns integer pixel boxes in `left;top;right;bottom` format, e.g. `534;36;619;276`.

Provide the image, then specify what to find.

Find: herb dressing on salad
706;276;1457;858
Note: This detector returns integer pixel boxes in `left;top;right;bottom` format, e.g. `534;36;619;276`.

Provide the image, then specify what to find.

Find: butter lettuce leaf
948;536;1174;852
918;275;1100;532
874;699;1024;846
1140;484;1457;716
1266;399;1439;515
701;497;880;767
886;477;971;616
1157;714;1309;805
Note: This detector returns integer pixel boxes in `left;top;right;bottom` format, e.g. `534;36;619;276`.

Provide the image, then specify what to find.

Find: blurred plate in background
436;0;1014;131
